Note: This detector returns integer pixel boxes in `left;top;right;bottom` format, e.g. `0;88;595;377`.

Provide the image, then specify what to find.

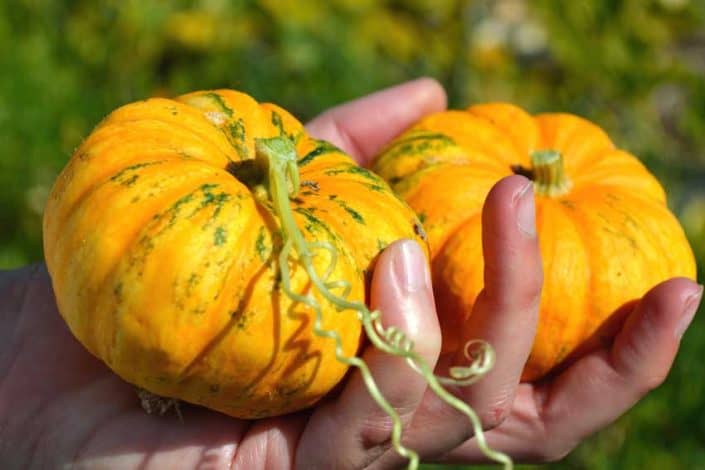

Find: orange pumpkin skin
43;90;425;418
373;103;697;381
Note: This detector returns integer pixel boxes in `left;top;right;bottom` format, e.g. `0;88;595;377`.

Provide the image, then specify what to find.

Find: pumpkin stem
530;149;572;197
229;136;301;199
258;135;512;470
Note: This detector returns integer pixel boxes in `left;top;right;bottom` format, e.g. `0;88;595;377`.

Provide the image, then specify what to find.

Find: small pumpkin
373;103;697;381
43;89;425;418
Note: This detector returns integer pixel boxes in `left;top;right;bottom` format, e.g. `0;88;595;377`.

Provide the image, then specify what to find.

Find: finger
296;239;441;469
305;77;447;166
455;175;543;428
370;176;542;465
403;279;703;465
231;415;307;470
534;277;703;451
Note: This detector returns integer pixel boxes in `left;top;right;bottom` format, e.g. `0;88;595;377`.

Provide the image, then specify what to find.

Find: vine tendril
255;136;513;470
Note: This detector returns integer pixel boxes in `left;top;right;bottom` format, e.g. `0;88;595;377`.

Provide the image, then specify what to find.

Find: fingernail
675;284;703;340
393;240;431;293
514;181;536;238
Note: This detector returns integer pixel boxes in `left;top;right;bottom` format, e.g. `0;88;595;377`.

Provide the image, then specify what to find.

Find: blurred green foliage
1;0;704;467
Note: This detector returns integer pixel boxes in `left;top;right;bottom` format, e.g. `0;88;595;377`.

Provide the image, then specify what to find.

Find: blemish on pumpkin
388;176;402;185
255;227;268;261
113;282;124;302
176;150;195;160
121;174;139;187
190;305;207;315
214;226;228;246
234;310;250;329
229;119;246;138
301;180;319;192
187;272;200;288
413;220;428;241
559;200;576;209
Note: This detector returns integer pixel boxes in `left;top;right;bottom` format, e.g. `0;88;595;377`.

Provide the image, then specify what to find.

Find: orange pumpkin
373;103;697;380
43;89;425;418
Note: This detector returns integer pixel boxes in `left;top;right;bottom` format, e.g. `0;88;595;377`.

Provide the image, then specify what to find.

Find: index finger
305;77;447;166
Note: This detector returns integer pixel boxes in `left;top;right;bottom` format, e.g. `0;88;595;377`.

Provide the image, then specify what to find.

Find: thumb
296;239;441;469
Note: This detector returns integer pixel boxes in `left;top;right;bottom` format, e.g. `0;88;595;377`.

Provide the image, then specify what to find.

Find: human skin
0;78;702;469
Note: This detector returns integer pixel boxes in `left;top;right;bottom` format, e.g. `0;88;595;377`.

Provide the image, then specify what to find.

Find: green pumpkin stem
530;149;572;197
255;135;513;470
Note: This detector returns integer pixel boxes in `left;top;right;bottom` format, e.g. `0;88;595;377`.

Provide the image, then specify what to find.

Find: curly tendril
254;136;513;470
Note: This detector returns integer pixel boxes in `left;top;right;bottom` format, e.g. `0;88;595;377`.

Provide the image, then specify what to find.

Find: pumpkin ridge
297;139;341;166
174;227;268;384
430;113;521;169
569;183;663;207
55;156;177;230
100;175;253;363
535;113;615;173
432;210;483;352
467;103;540;160
56;113;241;222
401;163;501;252
103;110;239;164
541;197;594;376
604;190;695;276
569;150;666;203
309;171;422;273
373;130;469;182
48;162;231;336
178;90;271;160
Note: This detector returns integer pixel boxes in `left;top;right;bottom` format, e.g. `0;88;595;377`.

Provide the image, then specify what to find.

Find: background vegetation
1;0;704;467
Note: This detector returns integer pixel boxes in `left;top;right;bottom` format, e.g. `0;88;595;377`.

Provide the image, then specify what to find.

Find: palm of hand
2;265;292;468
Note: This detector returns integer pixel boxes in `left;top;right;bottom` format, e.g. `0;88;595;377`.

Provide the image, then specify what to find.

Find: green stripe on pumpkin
380;132;455;160
298;140;340;166
205;92;234;117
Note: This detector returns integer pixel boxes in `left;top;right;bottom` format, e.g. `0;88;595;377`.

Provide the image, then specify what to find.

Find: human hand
0;78;443;469
1;78;701;469
302;78;703;467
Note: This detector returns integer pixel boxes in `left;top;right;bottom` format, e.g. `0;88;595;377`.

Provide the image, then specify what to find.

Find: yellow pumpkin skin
373;103;697;381
43;90;426;418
